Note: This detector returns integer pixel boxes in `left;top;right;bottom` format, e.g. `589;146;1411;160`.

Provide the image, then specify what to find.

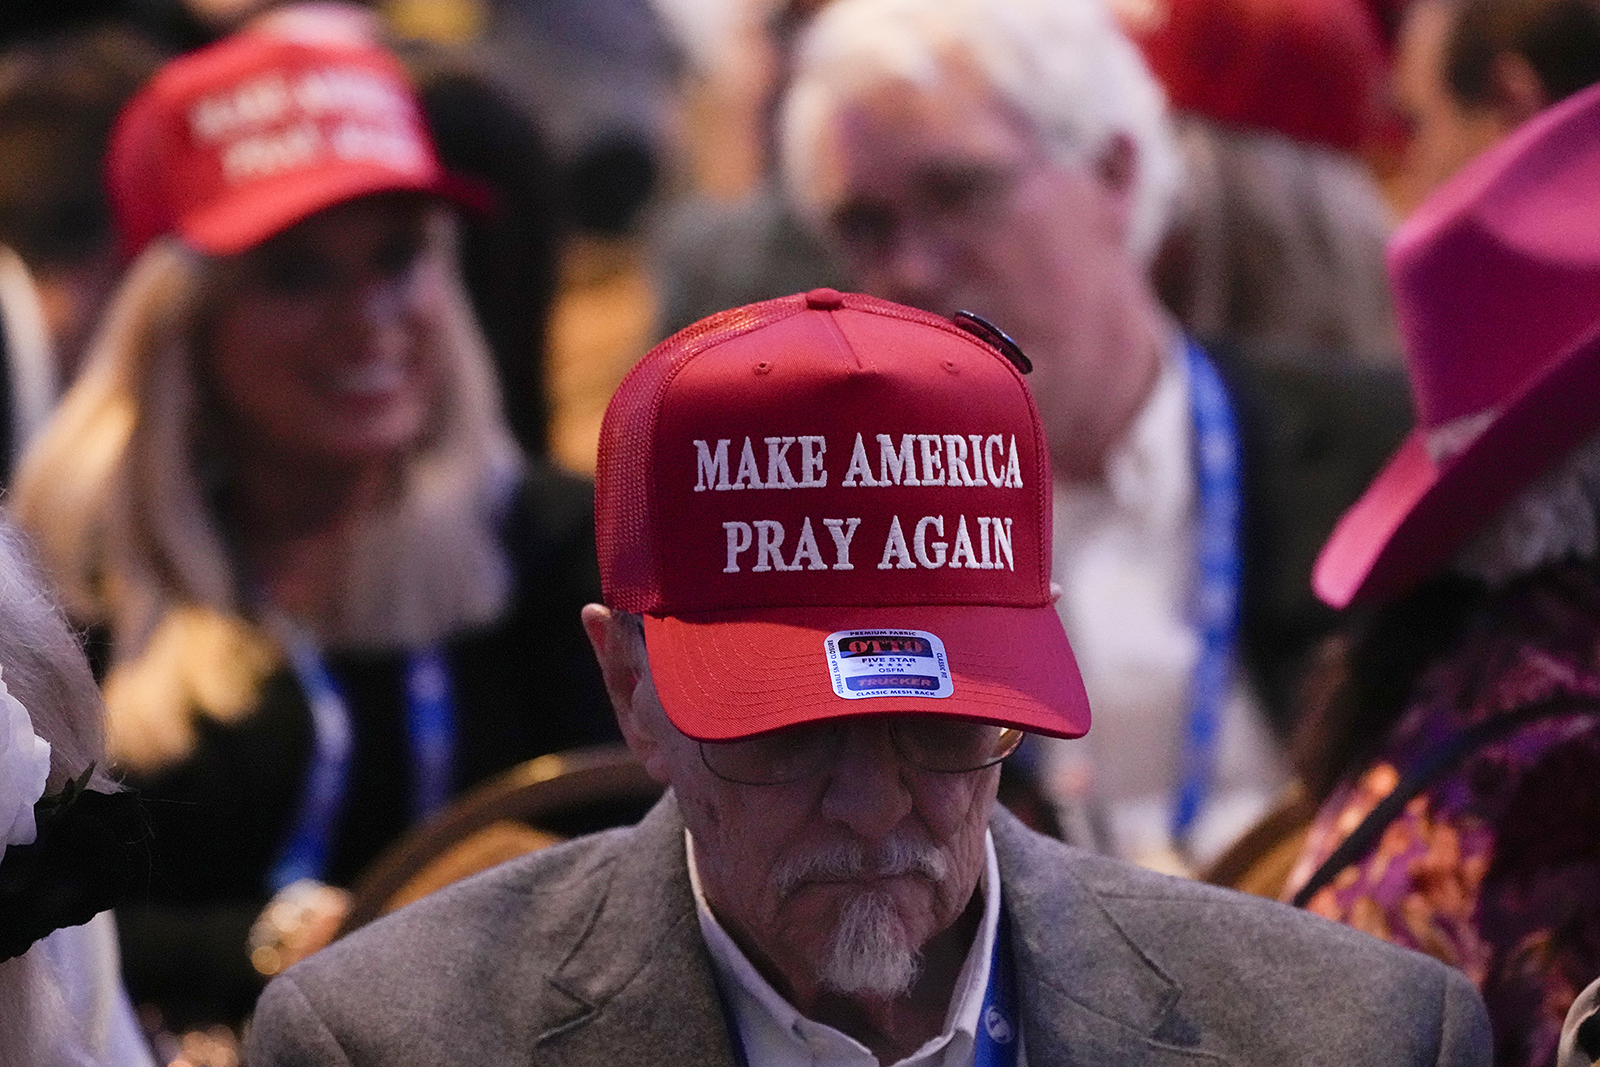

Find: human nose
818;721;914;842
870;224;952;313
347;275;410;355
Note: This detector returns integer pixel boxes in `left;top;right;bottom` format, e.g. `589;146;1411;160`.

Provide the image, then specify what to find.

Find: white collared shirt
687;830;1018;1067
1047;338;1289;869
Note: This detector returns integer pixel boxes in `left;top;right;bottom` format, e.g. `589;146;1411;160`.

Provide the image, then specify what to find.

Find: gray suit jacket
247;796;1489;1066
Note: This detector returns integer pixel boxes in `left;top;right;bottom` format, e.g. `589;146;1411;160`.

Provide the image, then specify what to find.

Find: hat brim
180;163;465;257
1315;318;1600;608
642;603;1090;742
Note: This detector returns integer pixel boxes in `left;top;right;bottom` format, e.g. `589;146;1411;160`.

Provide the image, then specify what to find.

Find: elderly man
779;0;1412;868
246;290;1486;1066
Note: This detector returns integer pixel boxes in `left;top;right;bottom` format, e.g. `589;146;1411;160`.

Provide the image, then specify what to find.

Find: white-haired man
246;290;1485;1067
780;0;1412;869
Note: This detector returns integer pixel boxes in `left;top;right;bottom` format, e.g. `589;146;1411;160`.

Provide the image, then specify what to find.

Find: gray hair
780;0;1182;264
0;520;121;1063
1454;426;1600;586
0;519;110;793
1162;115;1400;362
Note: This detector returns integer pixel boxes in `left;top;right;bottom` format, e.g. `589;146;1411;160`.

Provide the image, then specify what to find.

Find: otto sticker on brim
824;629;953;700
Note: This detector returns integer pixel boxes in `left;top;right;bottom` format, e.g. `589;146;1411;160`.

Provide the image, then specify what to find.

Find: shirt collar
686;829;1003;1066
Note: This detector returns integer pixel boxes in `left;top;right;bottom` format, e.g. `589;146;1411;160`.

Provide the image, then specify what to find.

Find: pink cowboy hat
1314;79;1600;608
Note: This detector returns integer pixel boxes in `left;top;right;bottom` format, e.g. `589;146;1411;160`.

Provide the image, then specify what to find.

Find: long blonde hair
12;210;523;771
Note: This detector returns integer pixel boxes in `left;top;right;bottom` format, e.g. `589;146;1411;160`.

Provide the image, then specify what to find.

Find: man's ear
1095;132;1138;198
580;604;672;783
1093;132;1140;242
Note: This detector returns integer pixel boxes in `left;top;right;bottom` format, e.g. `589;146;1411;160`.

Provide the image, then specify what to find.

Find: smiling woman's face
201;193;440;470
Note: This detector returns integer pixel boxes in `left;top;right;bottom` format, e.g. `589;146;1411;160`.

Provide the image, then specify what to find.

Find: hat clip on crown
1314;80;1600;608
594;289;1088;742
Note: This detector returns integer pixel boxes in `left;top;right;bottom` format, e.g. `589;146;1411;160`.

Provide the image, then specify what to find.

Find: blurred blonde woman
13;23;613;1030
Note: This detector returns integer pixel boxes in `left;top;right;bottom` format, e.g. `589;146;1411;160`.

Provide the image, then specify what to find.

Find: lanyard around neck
1169;340;1243;852
268;629;456;892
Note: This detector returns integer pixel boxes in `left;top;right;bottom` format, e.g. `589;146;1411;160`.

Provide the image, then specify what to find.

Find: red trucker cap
107;26;455;259
594;288;1090;742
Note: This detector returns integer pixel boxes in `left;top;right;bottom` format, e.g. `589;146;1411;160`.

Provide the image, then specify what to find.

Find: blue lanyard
718;914;1019;1067
268;633;456;892
1170;340;1243;851
972;915;1020;1067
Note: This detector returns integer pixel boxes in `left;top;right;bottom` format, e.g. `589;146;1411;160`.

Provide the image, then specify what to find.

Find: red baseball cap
595;289;1090;742
107;27;454;259
1122;0;1385;152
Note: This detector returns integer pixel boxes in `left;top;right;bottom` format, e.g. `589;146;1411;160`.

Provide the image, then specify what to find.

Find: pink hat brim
642;602;1090;742
1316;318;1600;607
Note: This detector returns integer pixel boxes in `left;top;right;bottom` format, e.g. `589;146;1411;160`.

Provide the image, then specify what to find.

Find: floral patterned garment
1285;564;1600;1067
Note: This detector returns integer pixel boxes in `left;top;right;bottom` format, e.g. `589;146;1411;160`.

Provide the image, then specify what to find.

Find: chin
816;890;923;998
318;410;429;464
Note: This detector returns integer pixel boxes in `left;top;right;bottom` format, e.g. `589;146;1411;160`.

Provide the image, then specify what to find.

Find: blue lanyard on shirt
1170;340;1243;851
972;915;1019;1067
717;915;1020;1067
268;631;457;892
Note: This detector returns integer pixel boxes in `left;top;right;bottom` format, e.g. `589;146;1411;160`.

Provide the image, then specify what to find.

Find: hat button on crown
805;288;845;310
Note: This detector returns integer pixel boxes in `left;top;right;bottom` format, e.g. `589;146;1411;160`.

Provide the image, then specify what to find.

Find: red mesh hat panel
595;298;807;613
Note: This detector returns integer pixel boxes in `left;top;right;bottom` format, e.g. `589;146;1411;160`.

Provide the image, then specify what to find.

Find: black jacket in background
1208;338;1414;738
116;462;618;1029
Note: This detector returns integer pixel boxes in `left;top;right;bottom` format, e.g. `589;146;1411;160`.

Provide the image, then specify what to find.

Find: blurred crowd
0;0;1595;1064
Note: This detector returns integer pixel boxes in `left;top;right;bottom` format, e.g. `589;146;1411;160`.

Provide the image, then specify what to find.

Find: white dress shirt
687;830;1018;1067
1047;339;1288;870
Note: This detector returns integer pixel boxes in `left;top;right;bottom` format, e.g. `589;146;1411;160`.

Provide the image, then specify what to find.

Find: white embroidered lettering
789;518;828;570
723;522;752;572
753;520;791;571
222;122;322;182
879;516;916;569
984;435;1006;486
732;438;764;489
877;434;921;485
822;518;861;570
949;515;979;568
967;435;988;486
944;436;974;486
841;434;878;487
797;436;828;487
694;439;731;491
992;517;1015;571
765;437;799;488
1004;436;1024;488
917;435;945;486
914;515;948;568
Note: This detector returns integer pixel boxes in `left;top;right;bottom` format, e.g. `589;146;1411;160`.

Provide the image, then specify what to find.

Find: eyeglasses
699;716;1025;786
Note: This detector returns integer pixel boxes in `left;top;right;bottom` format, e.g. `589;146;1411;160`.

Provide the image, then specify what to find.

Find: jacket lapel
530;795;738;1067
992;812;1234;1067
527;799;1233;1067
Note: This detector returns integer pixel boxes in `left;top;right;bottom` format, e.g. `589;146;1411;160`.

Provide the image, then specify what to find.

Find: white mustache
773;836;950;897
